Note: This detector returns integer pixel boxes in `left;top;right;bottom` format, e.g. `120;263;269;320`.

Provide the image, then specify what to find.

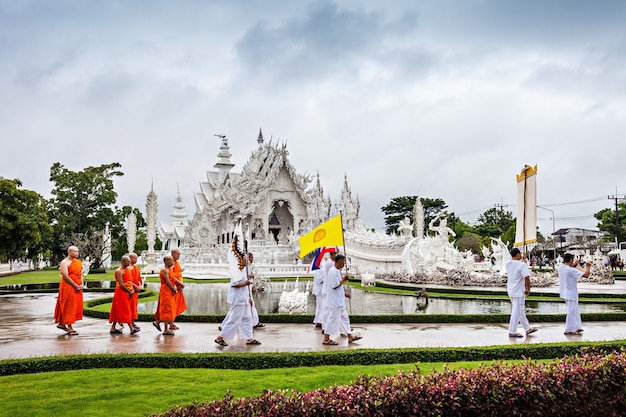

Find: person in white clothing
319;249;337;332
322;254;362;345
312;253;329;329
215;256;261;346
559;253;591;335
505;247;537;338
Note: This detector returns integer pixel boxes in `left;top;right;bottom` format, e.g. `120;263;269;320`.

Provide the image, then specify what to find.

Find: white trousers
325;307;351;338
220;303;253;341
508;296;531;334
565;299;582;332
313;293;326;325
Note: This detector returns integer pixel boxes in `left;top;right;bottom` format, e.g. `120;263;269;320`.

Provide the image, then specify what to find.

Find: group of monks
53;246;187;336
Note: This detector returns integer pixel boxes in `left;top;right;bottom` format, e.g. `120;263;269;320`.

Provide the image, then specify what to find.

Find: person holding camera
322;253;362;345
559;253;591;335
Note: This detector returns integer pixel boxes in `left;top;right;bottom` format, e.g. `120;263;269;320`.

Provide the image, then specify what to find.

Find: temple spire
213;134;235;182
257;128;264;146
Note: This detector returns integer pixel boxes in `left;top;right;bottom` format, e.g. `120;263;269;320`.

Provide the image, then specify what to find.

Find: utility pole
494;199;509;234
608;190;626;248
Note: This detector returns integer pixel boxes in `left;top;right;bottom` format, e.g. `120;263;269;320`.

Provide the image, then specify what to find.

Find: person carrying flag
322;253;362;345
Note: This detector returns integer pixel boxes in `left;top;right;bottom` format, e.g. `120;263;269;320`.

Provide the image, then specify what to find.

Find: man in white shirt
506;247;537;338
559;253;591;335
215;256;261;346
322;254;362;345
312;253;329;329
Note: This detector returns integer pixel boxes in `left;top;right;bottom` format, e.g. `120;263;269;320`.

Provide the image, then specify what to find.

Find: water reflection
140;282;626;315
2;282;623;315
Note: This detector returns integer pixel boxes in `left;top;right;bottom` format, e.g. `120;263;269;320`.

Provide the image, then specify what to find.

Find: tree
381;196;447;235
0;178;53;261
456;232;482;254
595;204;626;243
48;162;124;265
474;207;515;238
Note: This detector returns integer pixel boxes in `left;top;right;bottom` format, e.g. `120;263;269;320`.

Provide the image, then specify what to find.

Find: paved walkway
1;293;625;360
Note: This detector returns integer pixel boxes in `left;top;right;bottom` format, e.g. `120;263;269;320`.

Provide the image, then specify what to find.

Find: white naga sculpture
278;278;309;314
360;272;376;287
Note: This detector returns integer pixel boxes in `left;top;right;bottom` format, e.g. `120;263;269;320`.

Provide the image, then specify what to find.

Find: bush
153;348;626;417
2;342;625;377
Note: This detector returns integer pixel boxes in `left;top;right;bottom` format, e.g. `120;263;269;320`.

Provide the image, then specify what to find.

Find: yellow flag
298;215;344;258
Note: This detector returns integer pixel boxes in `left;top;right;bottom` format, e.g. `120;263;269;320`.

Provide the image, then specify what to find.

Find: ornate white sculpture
142;183;159;274
278;278;309;314
127;212;137;254
398;217;413;237
361;272;376;287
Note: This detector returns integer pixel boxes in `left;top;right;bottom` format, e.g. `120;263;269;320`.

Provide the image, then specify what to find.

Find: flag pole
339;211;352;314
243;221;254;318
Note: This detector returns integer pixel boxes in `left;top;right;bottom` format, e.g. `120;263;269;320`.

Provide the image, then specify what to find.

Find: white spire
171;184;188;225
213;135;235;182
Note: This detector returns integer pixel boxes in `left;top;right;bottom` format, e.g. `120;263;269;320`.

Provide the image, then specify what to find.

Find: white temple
141;129;613;287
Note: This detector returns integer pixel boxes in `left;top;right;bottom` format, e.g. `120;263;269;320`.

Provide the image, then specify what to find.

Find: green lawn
0;361;531;417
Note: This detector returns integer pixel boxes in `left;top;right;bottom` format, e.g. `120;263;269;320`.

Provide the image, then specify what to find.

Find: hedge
2;340;625;377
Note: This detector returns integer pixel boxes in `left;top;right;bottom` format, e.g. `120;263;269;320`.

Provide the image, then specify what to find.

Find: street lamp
537;206;557;259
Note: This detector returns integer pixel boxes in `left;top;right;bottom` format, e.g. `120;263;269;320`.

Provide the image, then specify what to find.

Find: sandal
322;340;338;345
215;338;228;346
56;324;68;331
526;328;538;335
131;327;141;335
66;330;79;336
152;321;162;332
246;339;261;345
349;335;363;343
508;333;524;338
169;324;179;330
109;329;122;335
163;331;175;336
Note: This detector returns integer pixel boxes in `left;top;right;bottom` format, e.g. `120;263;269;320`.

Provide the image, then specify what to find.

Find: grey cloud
234;1;420;84
524;42;626;100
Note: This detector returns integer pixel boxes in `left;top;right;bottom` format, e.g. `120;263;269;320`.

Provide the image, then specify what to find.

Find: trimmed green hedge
1;341;625;377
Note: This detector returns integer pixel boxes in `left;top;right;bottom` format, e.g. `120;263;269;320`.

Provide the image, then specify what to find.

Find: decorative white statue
398;217;413;237
278;278;309;314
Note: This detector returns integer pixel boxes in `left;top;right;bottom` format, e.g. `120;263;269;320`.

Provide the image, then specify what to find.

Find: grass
0;360;532;417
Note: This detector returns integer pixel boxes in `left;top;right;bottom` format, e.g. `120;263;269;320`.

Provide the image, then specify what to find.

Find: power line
539;196;607;207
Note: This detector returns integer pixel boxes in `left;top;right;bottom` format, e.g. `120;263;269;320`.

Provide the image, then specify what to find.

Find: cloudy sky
2;0;626;237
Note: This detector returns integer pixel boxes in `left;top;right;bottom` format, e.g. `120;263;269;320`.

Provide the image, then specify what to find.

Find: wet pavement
1;292;626;360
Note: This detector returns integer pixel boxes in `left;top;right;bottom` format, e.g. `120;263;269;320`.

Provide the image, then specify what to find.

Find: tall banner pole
523;173;528;260
339;211;351;314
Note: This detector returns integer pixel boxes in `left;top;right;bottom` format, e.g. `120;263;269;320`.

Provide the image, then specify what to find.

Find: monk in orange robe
54;245;83;336
156;255;177;335
170;248;187;330
108;255;137;335
129;253;142;329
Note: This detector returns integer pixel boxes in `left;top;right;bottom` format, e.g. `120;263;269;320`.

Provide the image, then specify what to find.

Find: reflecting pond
139;282;626;315
3;281;624;315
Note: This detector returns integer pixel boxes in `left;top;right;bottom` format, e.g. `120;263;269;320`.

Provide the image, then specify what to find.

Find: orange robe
130;265;142;320
54;259;83;325
172;260;187;316
108;269;133;325
157;268;177;322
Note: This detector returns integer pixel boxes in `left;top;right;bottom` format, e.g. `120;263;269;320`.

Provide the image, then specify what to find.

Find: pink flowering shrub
155;349;626;417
